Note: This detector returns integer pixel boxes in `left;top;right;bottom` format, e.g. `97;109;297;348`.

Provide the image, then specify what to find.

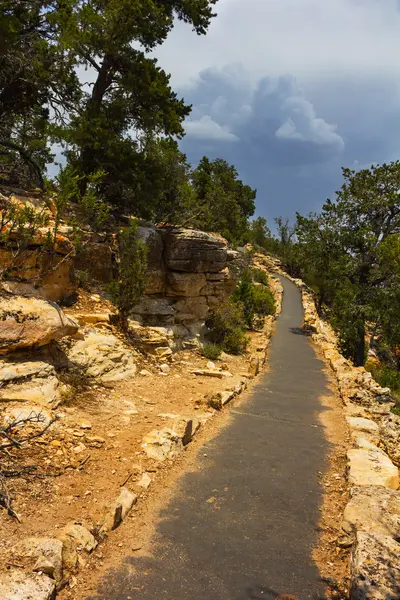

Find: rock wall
0;187;247;344
129;226;243;338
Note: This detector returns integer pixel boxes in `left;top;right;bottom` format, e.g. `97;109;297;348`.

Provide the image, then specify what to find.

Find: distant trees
293;162;400;366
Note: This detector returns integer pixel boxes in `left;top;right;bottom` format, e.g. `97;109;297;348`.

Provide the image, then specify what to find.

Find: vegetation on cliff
0;0;259;246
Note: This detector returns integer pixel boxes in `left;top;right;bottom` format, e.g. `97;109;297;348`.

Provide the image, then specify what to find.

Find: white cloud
184;115;239;141
275;94;344;148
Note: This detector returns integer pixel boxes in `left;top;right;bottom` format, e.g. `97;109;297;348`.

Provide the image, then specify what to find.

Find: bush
205;301;248;355
107;221;148;315
365;361;400;413
231;269;276;328
201;343;222;360
252;267;269;285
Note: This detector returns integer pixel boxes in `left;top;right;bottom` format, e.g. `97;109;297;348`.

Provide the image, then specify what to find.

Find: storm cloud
153;0;400;223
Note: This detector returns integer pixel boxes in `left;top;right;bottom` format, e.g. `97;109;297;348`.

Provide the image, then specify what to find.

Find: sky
152;0;400;224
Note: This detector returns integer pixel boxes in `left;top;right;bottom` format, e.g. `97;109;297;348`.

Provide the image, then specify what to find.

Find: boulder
350;532;400;600
163;228;228;273
99;487;137;536
0;571;56;600
14;537;63;586
342;486;400;538
347;448;399;489
142;428;183;461
347;417;380;444
67;330;137;382
0;297;78;355
58;522;97;553
73;239;115;285
127;323;171;355
207;390;235;410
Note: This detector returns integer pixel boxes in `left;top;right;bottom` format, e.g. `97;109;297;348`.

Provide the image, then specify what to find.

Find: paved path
90;277;329;600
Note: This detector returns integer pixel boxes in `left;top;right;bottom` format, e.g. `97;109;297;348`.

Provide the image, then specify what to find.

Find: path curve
89;276;329;600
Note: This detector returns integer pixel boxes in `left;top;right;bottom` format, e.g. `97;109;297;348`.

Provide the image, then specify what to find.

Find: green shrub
107;221;148;315
231;269;276;328
252;267;269;285
205;301;248;355
201;343;222;360
365;361;400;413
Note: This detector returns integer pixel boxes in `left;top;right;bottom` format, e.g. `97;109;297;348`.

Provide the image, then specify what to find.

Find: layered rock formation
130;226;243;339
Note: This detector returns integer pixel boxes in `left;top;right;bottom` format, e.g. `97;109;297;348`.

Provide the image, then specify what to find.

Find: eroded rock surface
0;297;78;355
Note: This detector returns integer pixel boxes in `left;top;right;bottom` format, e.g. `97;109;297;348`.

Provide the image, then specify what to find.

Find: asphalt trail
89;276;329;600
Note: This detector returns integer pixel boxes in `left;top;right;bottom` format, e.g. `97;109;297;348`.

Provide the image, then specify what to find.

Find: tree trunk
354;320;366;367
78;55;114;195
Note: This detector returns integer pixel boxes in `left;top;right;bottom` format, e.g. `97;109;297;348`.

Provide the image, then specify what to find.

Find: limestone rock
190;369;224;379
172;296;208;323
130;297;175;326
137;472;152;490
0;297;78;355
2;404;53;427
73;313;110;325
58;522;97;553
379;413;400;467
350;532;400;600
142;428;183;461
14;537;63;585
164;228;228;273
0;376;60;408
166;272;207;297
127;323;171;355
347;448;399;489
342;486;400;538
73;239;114;285
207;390;235;410
0;571;56;600
170;415;201;445
347;417;379;436
0;358;55;383
0;247;76;303
99;487;137;536
248;356;260;377
67;330;136;381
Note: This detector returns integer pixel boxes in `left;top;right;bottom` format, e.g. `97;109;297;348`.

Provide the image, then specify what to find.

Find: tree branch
0;140;44;190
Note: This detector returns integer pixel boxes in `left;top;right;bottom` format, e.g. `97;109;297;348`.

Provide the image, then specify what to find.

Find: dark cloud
179;66;400;224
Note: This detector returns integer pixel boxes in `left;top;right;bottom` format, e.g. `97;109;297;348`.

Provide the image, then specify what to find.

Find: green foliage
201;343;222;361
56;166;110;231
294;162;400;366
187;157;256;244
365;362;400;413
252;268;269;285
231;269;276;328
205;302;248;355
107;221;148;315
246;217;271;248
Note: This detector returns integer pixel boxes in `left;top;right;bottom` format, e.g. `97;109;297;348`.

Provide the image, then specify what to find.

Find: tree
56;0;217;210
247;216;271;248
0;1;79;188
189;157;256;244
296;163;400;366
